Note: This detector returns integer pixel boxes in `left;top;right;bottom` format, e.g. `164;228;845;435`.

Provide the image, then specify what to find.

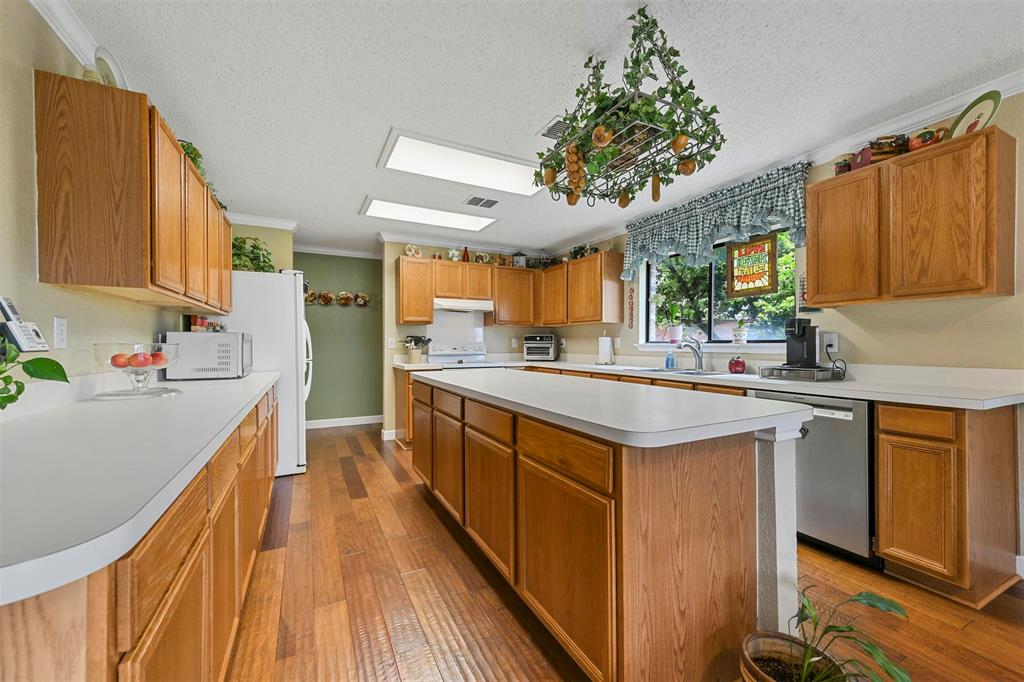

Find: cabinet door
518;457;614;681
432;410;464;522
412;400;433;485
220;214;232;312
541;263;568;325
237;444;258;596
888;134;987;296
205;191;222;309
464;428;515;581
465;263;493;300
151;110;186;294
876;433;966;586
433;260;464;298
493;267;534;325
805;168;880;305
184;162;208;301
397;258;434;323
119;529;210;682
567;253;602;323
209;482;237;682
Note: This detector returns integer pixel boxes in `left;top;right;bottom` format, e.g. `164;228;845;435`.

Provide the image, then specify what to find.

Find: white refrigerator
216;270;309;476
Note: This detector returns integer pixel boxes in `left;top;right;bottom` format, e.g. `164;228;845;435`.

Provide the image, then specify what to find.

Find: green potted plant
0;340;69;410
403;336;431;363
741;587;910;682
733;318;749;343
232;237;275;273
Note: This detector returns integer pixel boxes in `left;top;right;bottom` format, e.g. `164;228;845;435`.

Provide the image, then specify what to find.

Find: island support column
754;427;800;631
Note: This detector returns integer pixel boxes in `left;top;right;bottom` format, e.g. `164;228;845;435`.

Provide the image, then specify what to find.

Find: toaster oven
523;334;559;361
162;331;252;380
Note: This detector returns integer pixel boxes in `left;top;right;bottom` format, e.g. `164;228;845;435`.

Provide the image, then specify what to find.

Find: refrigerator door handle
303;319;313;362
303;360;313;401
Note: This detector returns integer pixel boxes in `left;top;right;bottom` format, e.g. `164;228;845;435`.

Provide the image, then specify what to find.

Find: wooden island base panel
407;370;808;681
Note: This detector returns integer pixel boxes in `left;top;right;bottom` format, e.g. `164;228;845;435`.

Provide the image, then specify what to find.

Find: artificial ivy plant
232;236;276;273
535;6;724;207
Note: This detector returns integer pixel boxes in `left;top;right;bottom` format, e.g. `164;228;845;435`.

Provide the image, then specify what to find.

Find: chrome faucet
676;336;704;371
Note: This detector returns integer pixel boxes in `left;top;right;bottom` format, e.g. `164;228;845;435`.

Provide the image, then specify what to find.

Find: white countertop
0;372;279;605
413;368;812;448
395;358;1024;410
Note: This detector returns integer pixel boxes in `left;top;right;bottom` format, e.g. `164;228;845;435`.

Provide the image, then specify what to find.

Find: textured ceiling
67;0;1024;253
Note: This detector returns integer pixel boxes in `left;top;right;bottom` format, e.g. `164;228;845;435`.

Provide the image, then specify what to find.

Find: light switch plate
822;332;839;353
614;337;621;350
387;337;396;349
511;336;519;349
53;316;67;349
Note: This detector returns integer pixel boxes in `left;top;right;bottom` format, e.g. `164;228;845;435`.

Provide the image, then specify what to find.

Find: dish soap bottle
664;350;675;369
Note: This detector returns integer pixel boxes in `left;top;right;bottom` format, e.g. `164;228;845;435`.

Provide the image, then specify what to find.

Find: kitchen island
410;368;812;681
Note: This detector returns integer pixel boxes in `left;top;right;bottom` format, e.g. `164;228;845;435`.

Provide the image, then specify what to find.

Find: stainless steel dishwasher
750;390;875;562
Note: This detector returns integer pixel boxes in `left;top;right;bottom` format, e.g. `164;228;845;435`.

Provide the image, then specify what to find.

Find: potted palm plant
741;587;910;682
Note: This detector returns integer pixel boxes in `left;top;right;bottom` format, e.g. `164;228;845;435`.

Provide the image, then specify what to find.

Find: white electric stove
427;342;502;368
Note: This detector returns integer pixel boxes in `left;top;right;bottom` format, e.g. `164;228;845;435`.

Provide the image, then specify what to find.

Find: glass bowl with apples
92;343;181;400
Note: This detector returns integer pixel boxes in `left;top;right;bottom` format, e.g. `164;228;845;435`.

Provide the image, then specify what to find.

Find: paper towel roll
597;336;614;365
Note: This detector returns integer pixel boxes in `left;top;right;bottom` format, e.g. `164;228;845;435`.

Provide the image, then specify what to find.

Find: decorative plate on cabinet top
337;291;354;306
318;291;336;306
94;47;129;88
304;291;317;305
949;90;1001;138
354;292;370;307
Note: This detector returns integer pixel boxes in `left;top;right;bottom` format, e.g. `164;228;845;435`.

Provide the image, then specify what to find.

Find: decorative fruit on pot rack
534;6;724;208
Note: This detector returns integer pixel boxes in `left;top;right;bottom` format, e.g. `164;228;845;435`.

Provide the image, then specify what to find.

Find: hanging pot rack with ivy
535;7;724;208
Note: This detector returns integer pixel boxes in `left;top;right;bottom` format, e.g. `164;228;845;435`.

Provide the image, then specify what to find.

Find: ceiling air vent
538;115;569;140
464;195;499;209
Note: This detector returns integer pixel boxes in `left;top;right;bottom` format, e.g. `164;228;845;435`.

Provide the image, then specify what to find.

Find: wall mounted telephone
1;297;50;352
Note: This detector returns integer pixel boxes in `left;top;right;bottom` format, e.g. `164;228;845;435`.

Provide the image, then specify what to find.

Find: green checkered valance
621;162;811;280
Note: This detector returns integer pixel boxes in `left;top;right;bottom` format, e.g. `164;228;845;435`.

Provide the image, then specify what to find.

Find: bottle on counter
664;350;675;369
462;246;470;262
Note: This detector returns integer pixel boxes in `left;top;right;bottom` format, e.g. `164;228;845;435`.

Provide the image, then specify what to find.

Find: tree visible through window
647;230;796;343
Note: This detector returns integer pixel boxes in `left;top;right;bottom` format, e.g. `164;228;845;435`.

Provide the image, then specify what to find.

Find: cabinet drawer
464;399;514;445
877;404;957;441
590;373;620;382
532;367;561;375
411;380;432;405
257;392;271;424
433;389;463;419
238;406;258;450
561;370;592;378
697;384;746;396
117;468;209;651
621;376;653;385
519;418;613;494
654;380;693;390
207;429;240;507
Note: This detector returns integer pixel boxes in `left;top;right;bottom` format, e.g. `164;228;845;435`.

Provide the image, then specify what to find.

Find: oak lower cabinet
432;410;464;521
237;434;260;598
119;528;210;682
464;427;515;581
209;480;238;682
518;456;615;681
411;399;433;485
875;403;1019;608
805;126;1015;307
396;257;434;323
34;70;232;314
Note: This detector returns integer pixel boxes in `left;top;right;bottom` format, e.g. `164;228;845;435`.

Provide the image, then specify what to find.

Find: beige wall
0;0;177;381
231;224;293;271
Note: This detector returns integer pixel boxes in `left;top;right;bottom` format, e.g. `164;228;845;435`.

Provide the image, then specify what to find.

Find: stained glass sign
726;233;778;298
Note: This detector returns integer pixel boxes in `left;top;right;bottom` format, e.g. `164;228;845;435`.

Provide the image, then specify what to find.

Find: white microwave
162;331;252;380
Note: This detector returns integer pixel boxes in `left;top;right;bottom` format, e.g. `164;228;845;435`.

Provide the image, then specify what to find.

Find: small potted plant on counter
741;587;909;682
0;340;69;410
403;336;431;363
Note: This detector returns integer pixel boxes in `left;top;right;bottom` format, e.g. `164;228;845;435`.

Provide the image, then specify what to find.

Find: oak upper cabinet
805;127;1016;307
396;257;434;323
540;262;568;325
432;410;464;522
118;529;210;682
184;158;208;302
518;456;615;681
805;168;881;305
433;259;465;298
205;191;223;310
492;266;535;325
465;262;493;300
464;427;515;581
567;251;624;324
34;70;232;313
412;400;433;485
221;213;233;312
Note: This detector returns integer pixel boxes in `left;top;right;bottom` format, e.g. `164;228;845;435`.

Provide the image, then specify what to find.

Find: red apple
150;351;168;367
728;356;746;374
110;353;131;368
129;352;152;368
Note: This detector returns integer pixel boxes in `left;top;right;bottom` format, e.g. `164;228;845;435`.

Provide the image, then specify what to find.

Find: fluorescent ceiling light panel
385;136;540;196
365;199;494;231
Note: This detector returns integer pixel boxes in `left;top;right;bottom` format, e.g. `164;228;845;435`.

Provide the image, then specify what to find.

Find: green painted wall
294;252;383;420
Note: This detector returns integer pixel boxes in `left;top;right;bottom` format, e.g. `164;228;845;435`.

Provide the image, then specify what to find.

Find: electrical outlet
511;336;519;349
52;316;67;350
614;336;621;350
387;337;396;349
822;332;839;352
560;338;566;349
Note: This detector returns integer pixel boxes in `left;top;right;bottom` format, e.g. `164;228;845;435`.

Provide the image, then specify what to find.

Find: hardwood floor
226;425;1024;681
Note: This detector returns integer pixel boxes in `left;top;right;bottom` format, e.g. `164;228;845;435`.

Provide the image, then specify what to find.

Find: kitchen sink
637;368;725;376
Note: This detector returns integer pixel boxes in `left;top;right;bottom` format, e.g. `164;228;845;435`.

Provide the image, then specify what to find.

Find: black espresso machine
759;318;843;381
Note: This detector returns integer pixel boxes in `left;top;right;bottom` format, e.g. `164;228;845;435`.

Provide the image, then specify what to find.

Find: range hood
433;298;494;313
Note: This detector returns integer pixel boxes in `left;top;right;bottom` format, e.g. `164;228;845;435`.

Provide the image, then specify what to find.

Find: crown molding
293;244;382;260
376;231;546;256
545;226;627;255
804;68;1024;164
225;212;298;232
28;0;97;66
